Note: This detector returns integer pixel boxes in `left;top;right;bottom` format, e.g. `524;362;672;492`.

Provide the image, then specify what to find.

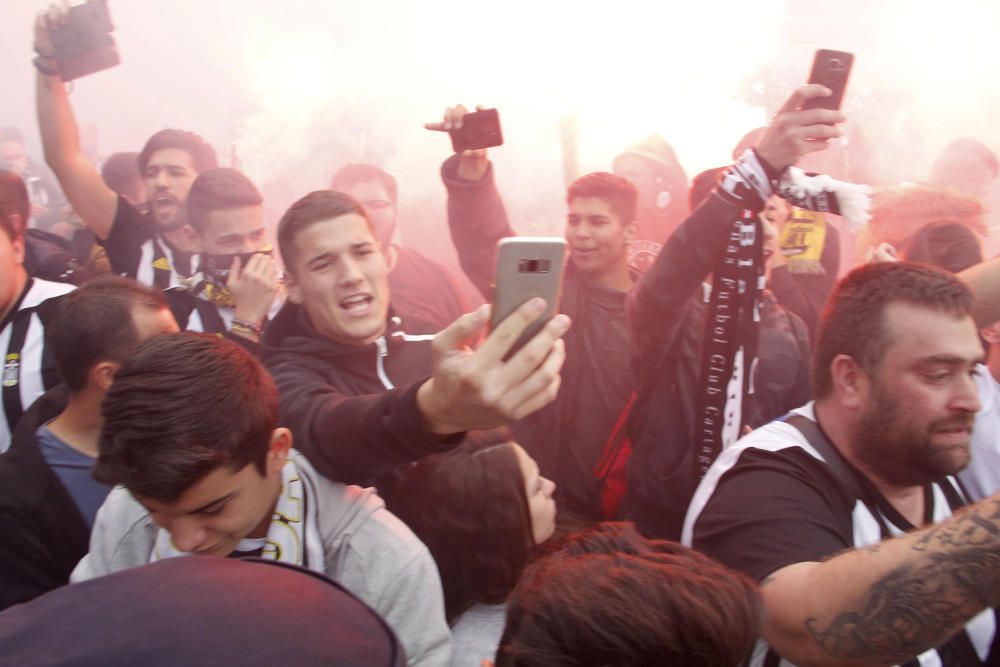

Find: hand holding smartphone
802;49;854;111
449;108;504;153
490;238;566;360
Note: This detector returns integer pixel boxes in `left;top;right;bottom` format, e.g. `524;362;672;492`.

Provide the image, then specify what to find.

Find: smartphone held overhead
490;238;566;360
803;49;853;111
51;0;120;81
449;109;504;153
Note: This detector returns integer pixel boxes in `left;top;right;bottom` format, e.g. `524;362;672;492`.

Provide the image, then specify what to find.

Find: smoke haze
3;0;1000;261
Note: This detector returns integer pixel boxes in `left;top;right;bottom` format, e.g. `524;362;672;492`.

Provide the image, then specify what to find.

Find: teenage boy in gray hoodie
71;333;451;667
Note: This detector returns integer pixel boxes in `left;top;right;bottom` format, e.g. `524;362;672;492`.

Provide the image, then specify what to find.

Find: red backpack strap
593;391;637;519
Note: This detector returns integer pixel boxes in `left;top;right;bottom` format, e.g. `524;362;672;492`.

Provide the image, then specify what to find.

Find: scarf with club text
697;150;870;476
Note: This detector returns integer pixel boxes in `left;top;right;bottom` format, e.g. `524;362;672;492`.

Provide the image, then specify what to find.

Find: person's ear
829;354;868;409
981;322;1000;345
284;270;303;304
623;219;638;244
91;361;121;393
481;660;494;667
8;216;26;264
266;428;293;476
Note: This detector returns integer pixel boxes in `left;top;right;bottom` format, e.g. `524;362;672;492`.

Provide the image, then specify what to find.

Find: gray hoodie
72;451;451;667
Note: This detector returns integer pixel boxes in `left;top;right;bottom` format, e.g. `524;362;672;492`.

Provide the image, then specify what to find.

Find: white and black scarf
150;458;325;572
696;150;871;476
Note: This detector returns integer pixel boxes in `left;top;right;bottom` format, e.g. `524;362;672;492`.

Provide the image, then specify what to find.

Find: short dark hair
186;168;264;234
902;221;983;274
496;545;760;667
49;276;170;392
277;190;371;275
813;261;975;398
0;128;24;146
331;164;398;206
137;129;218;175
388;432;532;623
100;152;142;198
93;333;279;502
0;169;29;242
566;172;637;225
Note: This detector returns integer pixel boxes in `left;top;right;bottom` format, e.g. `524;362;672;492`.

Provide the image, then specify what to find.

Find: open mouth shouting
340;293;374;318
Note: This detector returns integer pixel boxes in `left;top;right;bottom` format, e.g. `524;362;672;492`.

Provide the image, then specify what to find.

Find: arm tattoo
803;499;1000;662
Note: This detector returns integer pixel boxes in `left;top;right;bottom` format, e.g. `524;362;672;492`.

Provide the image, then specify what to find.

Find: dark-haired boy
0;277;177;610
262;190;568;491
430;105;637;520
73;333;451;667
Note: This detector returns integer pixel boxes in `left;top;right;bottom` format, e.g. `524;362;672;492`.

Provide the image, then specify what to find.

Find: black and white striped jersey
102;196;193;290
1;278;74;452
683;403;999;667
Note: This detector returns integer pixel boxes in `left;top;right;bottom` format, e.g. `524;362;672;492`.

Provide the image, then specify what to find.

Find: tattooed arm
760;495;1000;666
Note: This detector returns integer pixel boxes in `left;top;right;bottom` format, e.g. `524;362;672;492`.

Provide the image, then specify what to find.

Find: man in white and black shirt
684;261;1000;667
34;8;215;291
0;170;73;452
164;168;281;352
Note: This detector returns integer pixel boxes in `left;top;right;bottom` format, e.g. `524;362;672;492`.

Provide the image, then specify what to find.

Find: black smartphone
490;238;566;360
802;49;854;111
51;0;120;81
450;109;504;153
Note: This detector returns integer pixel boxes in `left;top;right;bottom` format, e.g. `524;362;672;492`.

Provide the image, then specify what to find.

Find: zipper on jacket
375;336;394;389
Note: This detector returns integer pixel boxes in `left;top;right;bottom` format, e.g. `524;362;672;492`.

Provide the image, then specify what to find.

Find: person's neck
160;226;196;253
1;268;29;323
813;399;925;525
46;391;104;459
585;262;633;292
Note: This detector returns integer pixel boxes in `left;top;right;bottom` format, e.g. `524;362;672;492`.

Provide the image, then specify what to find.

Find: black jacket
261;303;459;487
443;155;634;518
623;175;779;539
0;386;89;611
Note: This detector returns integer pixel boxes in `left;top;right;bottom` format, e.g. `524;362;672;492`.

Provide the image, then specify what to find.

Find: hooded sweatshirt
261;303;460;487
71;451;452;667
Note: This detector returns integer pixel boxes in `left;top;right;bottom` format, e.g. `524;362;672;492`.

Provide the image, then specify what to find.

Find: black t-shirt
101;196;193;289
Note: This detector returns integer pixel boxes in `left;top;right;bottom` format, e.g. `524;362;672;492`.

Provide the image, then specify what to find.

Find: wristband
231;318;263;336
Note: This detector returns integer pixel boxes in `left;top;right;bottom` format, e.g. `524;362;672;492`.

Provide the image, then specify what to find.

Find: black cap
0;557;406;666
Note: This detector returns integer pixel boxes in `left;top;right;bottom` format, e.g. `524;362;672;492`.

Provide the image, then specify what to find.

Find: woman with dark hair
389;432;557;667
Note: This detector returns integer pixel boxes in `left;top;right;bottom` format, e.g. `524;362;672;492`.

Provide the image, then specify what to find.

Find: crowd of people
4;5;1000;666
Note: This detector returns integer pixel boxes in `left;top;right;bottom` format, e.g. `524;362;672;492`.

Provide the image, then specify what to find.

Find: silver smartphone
490;237;567;359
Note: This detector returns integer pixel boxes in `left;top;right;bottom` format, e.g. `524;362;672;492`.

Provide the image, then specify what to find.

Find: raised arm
428;105;514;299
34;6;117;240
